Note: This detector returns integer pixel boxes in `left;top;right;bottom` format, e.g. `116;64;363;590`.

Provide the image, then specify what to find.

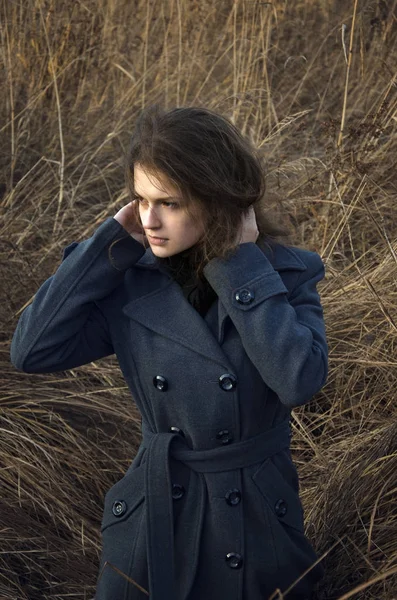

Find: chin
149;241;196;257
150;245;173;256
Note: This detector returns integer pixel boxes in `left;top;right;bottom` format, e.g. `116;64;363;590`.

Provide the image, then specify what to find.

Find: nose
140;205;161;230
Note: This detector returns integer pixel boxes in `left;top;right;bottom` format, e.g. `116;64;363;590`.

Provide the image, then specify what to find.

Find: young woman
10;105;328;600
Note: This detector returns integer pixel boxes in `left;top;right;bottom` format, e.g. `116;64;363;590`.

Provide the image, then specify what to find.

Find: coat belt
141;419;291;600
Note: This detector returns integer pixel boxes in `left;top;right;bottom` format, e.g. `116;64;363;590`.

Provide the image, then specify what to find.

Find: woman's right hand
114;200;148;247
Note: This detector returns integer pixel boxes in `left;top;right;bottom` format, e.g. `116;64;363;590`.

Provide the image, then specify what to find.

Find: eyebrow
134;190;182;202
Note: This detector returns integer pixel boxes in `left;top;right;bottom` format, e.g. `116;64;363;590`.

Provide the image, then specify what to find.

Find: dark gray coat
10;217;328;600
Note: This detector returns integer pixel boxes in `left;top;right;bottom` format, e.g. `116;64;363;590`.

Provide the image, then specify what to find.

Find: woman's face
134;164;206;257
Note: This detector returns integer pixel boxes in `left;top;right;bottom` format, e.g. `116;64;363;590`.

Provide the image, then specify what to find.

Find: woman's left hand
236;206;259;245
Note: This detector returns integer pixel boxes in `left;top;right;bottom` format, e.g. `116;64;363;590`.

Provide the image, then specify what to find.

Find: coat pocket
97;465;146;600
252;457;305;534
101;464;145;532
251;457;324;594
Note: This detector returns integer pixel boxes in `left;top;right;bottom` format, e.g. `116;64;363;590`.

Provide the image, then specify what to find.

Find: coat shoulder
261;241;324;275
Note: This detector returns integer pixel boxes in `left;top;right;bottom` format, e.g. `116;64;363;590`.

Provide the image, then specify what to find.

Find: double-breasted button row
217;373;236;446
114;486;240;512
153;373;238;392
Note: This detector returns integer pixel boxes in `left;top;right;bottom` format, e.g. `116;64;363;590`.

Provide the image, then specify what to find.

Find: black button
172;484;185;500
225;553;243;569
225;489;241;506
216;430;233;445
235;289;254;304
153;375;168;391
275;499;288;517
219;373;237;391
169;426;185;437
112;500;127;517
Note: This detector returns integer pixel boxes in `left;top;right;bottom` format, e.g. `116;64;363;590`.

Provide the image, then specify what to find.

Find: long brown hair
123;103;291;281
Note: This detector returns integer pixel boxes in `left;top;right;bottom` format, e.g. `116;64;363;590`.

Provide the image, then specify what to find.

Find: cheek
184;212;204;235
167;214;203;244
191;219;205;241
184;221;202;242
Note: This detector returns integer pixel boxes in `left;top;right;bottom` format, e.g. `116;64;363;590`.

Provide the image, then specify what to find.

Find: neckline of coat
134;240;308;273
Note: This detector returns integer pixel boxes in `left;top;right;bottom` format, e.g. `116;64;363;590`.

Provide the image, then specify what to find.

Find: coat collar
133;241;308;272
123;242;307;360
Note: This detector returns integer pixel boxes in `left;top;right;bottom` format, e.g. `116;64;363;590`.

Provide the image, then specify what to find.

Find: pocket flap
252;458;304;533
101;464;145;532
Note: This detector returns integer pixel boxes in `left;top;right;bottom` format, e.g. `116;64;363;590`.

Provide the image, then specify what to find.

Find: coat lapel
123;254;232;367
123;248;231;369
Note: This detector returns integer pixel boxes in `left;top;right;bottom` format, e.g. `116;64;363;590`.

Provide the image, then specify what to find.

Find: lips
148;234;168;241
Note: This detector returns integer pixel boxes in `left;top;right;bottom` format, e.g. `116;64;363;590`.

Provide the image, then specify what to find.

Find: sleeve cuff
203;243;288;310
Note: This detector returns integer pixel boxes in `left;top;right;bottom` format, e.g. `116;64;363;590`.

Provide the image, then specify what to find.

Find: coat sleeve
10;217;146;373
203;242;328;408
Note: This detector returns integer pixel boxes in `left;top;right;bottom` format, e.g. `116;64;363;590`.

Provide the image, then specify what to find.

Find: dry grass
1;0;397;598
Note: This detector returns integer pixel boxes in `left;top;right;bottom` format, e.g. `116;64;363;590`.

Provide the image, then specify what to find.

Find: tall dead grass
1;0;397;598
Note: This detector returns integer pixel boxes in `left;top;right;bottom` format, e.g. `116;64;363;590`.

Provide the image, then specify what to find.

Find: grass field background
1;0;397;598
